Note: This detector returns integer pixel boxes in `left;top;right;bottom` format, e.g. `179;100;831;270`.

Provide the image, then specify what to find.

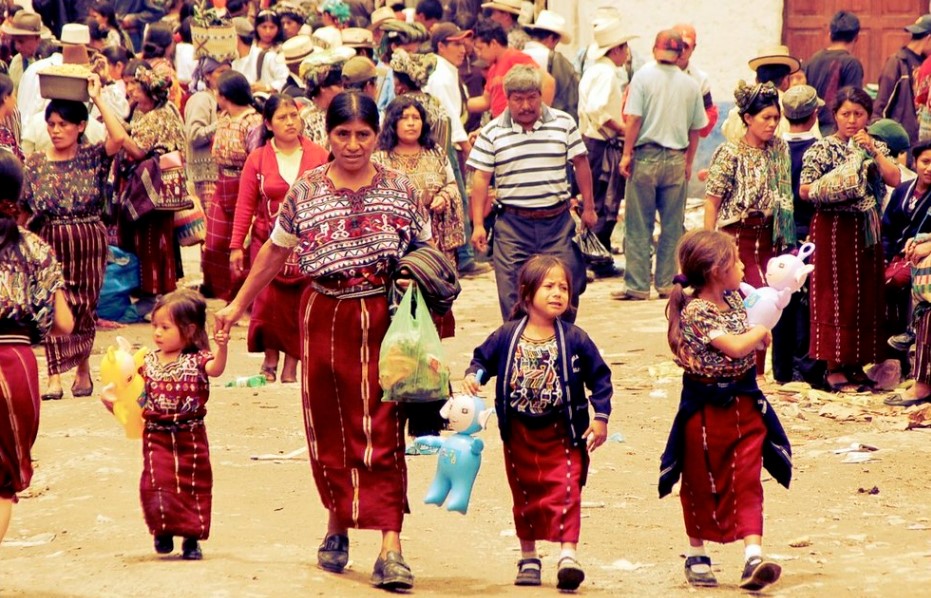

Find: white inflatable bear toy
740;243;815;334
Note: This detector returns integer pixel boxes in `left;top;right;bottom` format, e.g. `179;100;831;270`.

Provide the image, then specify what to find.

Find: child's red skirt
503;417;588;543
679;395;766;543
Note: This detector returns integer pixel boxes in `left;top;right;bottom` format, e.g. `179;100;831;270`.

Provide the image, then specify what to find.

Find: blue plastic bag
98;246;142;323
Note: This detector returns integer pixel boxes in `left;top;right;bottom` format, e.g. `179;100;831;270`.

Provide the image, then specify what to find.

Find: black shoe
591;264;624;279
684;555;718;587
458;262;493;278
317;533;349;572
888;331;916;352
371;551;414;590
181;537;202;560
738;556;781;591
154;534;174;554
556;556;585;590
514;557;542;586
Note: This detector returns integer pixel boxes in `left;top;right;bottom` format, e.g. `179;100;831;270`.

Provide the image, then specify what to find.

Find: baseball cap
905;14;931;35
672;23;696;47
868;119;910;155
653;29;684;62
830;11;860;37
782;85;824;120
342;55;378;85
431;22;473;51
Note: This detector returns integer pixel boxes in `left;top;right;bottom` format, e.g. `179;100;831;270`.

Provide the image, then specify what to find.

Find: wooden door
783;0;927;84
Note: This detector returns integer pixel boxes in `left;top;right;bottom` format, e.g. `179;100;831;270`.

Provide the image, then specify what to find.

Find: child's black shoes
181;537;203;560
684;555;718;587
556;556;585;591
738;556;781;591
154;534;173;554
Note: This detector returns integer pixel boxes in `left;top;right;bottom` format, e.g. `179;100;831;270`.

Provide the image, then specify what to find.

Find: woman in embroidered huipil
704;81;795;375
800;86;901;392
202;70;263;301
0;151;72;543
216;92;430;591
20;75;125;400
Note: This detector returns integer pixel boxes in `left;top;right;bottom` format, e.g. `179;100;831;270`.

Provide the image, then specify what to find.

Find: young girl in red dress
140;289;228;560
660;230;791;591
464;255;612;591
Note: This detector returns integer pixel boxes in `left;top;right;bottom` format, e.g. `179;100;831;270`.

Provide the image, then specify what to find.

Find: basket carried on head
191;1;237;62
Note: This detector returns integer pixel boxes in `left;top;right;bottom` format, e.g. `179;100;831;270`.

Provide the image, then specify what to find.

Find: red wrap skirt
140;420;213;539
299;287;408;531
122;211;177;296
40;219;107;374
679;395;766;543
202;173;245;302
503;417;587;543
722;215;775;374
809;211;884;364
0;340;40;500
246;223;304;359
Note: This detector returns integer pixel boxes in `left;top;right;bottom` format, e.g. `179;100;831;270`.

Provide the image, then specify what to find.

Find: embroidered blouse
212;108;263;172
142;350;212;424
0;229;63;338
508;335;564;417
371;147;465;254
269;163;431;282
21;143;112;220
676;291;756;378
299;102;329;150
706;137;795;245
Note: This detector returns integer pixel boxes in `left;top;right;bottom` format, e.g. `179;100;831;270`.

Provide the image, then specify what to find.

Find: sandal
260;365;277;383
41;390;64;401
684;555;718;587
514;557;542;586
883;393;931;407
556;556;586;591
738;556;782;591
825;371;866;393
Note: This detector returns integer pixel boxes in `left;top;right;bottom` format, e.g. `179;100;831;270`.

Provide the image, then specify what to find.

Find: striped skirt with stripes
503;418;587;543
299;288;408;532
0;338;41;500
39;219;107;375
121;211;177;296
809;211;884;365
201;174;242;302
679;395;767;543
140;419;212;539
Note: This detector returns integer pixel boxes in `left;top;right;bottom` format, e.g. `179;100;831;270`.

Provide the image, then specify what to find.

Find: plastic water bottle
225;375;267;388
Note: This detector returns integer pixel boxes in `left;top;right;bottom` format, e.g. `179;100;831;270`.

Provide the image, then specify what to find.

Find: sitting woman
0;151;73;542
882;140;931;355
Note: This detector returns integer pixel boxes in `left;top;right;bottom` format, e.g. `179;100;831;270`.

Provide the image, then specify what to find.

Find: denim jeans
623;144;687;297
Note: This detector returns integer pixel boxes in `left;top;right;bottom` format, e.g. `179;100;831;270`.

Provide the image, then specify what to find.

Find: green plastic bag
379;283;449;402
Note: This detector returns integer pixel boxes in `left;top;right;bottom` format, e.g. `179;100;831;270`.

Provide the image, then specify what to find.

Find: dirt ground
3;251;931;597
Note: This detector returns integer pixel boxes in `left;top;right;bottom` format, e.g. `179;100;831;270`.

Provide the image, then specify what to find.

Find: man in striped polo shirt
468;65;598;322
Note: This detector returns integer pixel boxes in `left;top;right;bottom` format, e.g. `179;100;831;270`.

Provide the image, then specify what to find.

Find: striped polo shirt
467;106;587;208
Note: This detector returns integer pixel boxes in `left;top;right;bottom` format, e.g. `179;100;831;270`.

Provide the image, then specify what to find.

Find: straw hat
369;6;396;30
1;11;42;36
748;45;801;73
312;25;343;50
591;18;637;60
525;10;571;44
281;35;315;65
480;0;522;16
341;27;374;48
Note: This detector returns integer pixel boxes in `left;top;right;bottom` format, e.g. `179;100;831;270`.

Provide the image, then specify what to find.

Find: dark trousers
771;283;823;384
583;136;624;256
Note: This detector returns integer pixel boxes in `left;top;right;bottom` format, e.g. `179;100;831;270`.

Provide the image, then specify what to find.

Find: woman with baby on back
464;255;612;591
659;230;792;591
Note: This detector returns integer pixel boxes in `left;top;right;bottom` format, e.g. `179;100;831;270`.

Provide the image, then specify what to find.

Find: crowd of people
3;0;931;594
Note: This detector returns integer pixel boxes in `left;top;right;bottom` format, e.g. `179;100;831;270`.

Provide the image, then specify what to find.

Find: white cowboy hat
480;0;522;16
591;18;637;60
526;10;571;44
748;45;801;73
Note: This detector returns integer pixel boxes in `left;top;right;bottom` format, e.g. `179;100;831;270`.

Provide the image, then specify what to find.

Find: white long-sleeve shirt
232;45;288;92
423;54;468;145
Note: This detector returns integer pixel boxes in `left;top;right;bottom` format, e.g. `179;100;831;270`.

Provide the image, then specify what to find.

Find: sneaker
738;556;781;591
181;537;202;560
317;533;349;572
154;534;174;554
556;556;585;591
371;551;414;590
888;330;916;352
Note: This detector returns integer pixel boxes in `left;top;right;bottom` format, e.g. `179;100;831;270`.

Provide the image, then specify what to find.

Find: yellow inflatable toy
99;336;148;439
